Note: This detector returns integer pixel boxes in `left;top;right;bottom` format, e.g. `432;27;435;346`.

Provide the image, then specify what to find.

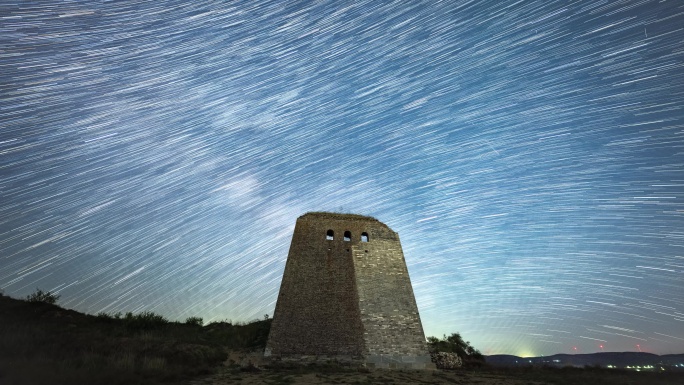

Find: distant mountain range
486;352;684;368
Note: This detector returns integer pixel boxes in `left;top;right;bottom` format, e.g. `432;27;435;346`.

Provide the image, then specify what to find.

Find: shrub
95;312;122;322
185;316;203;326
26;289;60;304
123;311;168;331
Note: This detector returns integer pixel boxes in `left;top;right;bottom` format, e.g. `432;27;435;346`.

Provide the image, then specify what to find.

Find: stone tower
265;212;432;369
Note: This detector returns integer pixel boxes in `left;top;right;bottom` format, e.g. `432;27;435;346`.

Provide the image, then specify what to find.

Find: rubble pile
430;352;463;369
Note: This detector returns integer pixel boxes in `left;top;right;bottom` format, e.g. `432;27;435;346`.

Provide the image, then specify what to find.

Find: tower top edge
298;211;383;223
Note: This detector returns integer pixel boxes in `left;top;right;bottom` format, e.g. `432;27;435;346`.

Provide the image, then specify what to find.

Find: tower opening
326;229;334;240
343;231;351;241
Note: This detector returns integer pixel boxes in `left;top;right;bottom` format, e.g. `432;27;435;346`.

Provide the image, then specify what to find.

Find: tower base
264;352;436;370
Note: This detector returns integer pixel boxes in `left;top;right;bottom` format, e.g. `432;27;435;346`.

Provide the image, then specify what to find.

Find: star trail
1;1;683;356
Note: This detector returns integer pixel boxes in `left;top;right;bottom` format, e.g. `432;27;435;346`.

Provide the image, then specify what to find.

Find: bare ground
189;353;543;385
189;367;545;385
187;352;684;385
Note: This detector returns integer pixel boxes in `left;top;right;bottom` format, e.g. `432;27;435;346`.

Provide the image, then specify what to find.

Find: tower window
326;230;334;240
343;231;351;242
361;232;369;242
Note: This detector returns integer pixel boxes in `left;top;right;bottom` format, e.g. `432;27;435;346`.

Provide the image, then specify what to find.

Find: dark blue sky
1;0;683;356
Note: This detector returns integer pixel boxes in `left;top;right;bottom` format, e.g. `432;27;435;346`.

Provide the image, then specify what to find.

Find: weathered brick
265;212;431;368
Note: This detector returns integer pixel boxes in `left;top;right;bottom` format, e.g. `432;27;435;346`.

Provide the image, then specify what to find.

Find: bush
26;289;60;304
95;312;122;322
206;318;272;349
123;311;168;331
185;316;203;326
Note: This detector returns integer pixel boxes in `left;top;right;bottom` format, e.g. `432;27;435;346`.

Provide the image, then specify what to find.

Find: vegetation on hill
301;211;380;222
25;288;61;304
0;289;271;385
427;332;486;367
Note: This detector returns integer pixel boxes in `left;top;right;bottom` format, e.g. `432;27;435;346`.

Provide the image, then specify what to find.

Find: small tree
26;289;60;304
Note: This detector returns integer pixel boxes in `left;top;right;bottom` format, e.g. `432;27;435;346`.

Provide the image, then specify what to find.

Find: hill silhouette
2;292;684;385
0;293;270;385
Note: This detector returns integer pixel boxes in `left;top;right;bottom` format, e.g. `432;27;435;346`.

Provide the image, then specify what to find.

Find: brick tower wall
265;212;431;368
265;214;366;356
351;229;430;362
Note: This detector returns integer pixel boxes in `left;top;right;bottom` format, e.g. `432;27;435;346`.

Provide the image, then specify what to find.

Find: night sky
1;1;683;357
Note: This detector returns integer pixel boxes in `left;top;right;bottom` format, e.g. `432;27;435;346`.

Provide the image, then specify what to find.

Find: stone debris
430;352;463;369
225;351;266;371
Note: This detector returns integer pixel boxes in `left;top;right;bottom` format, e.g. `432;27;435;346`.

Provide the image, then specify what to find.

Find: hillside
2;293;684;385
0;293;270;385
